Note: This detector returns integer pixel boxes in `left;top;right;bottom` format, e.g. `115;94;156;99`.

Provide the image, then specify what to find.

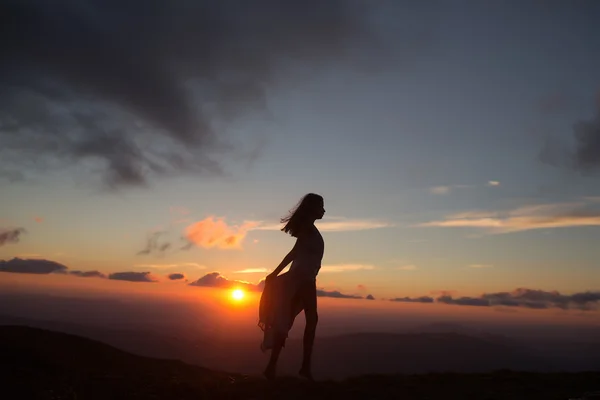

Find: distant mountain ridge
0;314;573;379
1;325;599;400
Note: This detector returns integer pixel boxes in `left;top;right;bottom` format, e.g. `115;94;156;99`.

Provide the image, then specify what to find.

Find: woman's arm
267;239;299;279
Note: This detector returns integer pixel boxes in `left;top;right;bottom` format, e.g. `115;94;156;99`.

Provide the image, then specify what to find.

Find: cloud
137;232;172;256
253;217;393;232
189;272;262;292
357;284;367;291
189;271;365;299
429;186;451;195
366;294;375;300
184;217;258;250
391;288;600;311
316;289;362;299
233;268;269;274
0;0;391;188
390;296;434;303
437;295;490;307
0;228;25;247
417;199;600;234
134;262;205;270
0;258;67;274
320;264;375;273
429;182;499;195
167;273;186;281
108;271;158;283
69;270;107;278
395;265;417;271
538;91;570;115
540;92;600;174
469;264;493;269
0;257;108;278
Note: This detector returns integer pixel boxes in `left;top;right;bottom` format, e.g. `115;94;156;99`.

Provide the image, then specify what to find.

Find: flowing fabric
258;272;304;352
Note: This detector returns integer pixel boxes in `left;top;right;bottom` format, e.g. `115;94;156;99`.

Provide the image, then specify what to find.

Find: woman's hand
266;272;277;282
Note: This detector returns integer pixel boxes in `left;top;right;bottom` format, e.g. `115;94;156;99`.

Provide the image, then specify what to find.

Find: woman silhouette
263;193;325;381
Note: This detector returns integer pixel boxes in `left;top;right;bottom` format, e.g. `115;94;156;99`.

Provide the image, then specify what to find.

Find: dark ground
1;326;598;400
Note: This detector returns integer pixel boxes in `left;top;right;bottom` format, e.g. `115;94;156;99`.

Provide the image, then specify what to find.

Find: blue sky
1;1;600;301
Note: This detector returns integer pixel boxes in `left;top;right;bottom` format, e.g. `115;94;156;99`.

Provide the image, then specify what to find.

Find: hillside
1;325;599;400
4;313;593;379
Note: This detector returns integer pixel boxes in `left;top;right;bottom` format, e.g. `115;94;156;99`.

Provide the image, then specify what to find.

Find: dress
258;225;324;351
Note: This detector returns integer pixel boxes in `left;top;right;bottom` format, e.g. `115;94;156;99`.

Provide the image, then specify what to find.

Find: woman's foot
298;367;314;381
263;365;276;381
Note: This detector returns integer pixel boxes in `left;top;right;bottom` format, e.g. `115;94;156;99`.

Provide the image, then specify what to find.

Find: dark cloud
0;258;67;274
537;92;571;115
0;0;394;188
108;271;157;283
436;288;600;311
540;93;600;174
437;295;490;307
0;228;25;247
137;232;171;256
572;112;600;172
189;272;261;292
189;272;363;299
390;296;435;303
366;294;375;300
167;273;186;281
316;289;362;299
69;270;107;279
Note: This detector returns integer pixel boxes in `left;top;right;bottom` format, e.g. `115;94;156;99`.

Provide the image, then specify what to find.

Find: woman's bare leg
264;333;285;380
299;310;318;380
299;280;318;380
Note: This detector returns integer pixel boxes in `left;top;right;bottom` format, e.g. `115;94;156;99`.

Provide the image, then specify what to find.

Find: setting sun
231;289;245;301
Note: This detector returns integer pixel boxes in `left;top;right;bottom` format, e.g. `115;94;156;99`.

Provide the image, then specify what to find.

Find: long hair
280;193;323;237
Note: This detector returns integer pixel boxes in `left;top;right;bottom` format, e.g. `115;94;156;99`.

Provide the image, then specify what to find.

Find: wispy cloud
429;181;500;195
0;228;26;247
134;263;205;270
417;199;600;234
395;264;417;271
233;268;269;274
429;186;452;195
137;232;172;256
320;264;375;273
253;217;393;232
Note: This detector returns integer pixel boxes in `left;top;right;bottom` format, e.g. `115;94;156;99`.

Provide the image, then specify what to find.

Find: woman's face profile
316;200;325;220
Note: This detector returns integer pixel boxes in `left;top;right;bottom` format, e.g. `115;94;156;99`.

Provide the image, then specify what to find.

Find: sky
1;1;600;312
